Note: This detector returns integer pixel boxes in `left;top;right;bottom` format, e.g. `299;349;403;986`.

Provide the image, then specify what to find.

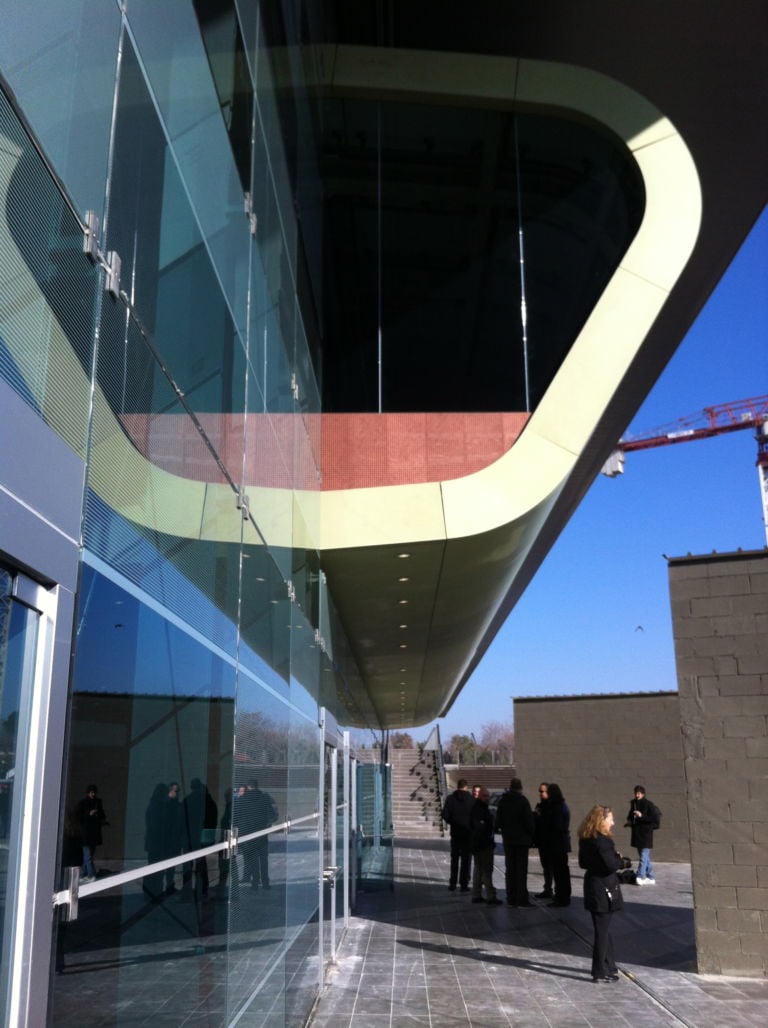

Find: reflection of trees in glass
234;711;317;766
235;711;288;764
1;713;18;781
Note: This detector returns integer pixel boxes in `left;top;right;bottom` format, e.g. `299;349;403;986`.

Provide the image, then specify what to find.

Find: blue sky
428;203;768;745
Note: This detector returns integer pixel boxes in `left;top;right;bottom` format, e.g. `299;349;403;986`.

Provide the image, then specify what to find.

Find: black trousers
449;828;472;887
503;844;530;904
244;836;270;886
551;849;572;901
590;911;616;978
538;845;553;893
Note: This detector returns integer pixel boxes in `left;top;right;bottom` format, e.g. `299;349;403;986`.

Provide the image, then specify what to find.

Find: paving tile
308;846;768;1028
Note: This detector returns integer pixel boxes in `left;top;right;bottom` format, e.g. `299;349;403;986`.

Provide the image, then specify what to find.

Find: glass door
318;708;346;980
0;564;55;1024
321;739;338;971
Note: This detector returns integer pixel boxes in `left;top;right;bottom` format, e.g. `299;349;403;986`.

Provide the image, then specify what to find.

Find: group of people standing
143;777;218;899
442;777;572;908
143;776;277;899
443;776;661;983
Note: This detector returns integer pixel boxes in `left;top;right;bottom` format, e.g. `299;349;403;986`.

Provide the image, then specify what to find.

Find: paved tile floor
308;840;768;1027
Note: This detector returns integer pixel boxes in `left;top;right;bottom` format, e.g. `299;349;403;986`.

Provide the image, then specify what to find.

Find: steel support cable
513;116;531;412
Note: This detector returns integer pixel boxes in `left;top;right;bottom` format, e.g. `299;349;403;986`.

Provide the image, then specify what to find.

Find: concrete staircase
389;748;446;839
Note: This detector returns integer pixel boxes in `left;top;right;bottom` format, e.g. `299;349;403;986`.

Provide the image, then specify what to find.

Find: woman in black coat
578;805;624;983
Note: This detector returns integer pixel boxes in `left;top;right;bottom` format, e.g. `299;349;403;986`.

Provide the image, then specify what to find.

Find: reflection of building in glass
0;3;766;1023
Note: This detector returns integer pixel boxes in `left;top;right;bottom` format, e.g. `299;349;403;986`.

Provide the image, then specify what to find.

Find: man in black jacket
442;778;473;891
469;787;502;904
625;785;660;884
494;777;535;906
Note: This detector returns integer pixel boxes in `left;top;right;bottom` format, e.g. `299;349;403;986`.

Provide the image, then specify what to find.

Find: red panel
118;411;530;490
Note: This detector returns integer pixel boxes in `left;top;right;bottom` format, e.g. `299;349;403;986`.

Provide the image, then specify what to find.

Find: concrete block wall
514;693;689;861
669;549;768;977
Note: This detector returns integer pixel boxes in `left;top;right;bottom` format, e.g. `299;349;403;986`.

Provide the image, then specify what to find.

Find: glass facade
0;2;355;1024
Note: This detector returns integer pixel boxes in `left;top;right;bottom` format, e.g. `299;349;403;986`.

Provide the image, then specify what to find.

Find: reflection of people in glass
236;778;277;889
144;782;183;899
218;787;233;891
76;784;107;883
182;778;217;900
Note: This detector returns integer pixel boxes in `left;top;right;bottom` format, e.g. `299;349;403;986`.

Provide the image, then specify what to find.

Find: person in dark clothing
182;778;218;899
75;784;107;882
144;781;183;898
538;782;571;906
578;805;624;982
144;782;169;899
235;778;278;889
163;782;184;892
493;777;535;906
469;787;501;904
533;783;553;898
625;785;660;884
442;778;474;891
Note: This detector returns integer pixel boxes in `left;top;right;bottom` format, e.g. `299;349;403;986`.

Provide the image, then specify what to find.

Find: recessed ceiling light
398;576;409;583
398;599;408;605
399;624;408;629
399;668;407;672
397;553;411;559
399;644;407;649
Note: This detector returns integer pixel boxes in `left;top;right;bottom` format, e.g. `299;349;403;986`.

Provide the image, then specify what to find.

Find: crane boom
618;394;768;452
602;394;768;544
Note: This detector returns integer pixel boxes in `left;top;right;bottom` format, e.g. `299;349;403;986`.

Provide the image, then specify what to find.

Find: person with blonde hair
578;805;624;983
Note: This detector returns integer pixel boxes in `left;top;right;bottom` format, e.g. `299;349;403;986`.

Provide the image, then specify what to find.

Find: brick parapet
669;548;768;977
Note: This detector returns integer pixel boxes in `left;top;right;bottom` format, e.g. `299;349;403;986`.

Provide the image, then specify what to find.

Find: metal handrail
52;812;320;915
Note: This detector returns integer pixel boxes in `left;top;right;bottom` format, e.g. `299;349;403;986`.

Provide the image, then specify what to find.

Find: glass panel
85;296;240;657
321;742;337;967
335;746;346;923
126;0;250;336
50;563;237;1023
0;82;97;459
192;0;253;192
0;0;120;216
284;710;319;1024
227;672;289;1021
105;37;248;472
356;760;394;890
0;567;40;1020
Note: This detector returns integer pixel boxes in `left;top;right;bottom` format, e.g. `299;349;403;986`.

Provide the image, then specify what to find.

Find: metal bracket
322;865;339;885
226;826;239;857
57;866;81;923
244;192;257;236
82;210;100;260
105;250;122;299
237;489;250;519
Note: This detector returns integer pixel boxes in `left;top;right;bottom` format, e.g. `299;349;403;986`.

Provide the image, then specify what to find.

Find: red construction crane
602;394;768;544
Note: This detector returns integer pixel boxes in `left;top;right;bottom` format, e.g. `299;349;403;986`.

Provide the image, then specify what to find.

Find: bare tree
479;721;515;763
390;731;415;749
